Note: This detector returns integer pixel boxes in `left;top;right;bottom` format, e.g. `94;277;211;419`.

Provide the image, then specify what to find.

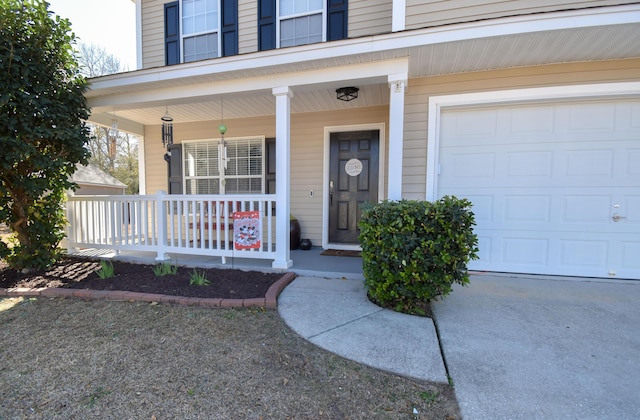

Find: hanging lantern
161;107;173;148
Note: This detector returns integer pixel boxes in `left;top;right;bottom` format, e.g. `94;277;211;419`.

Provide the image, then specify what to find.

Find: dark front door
329;130;379;244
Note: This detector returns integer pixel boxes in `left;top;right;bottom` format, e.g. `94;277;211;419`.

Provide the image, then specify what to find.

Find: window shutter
221;0;238;56
258;0;276;51
164;1;180;65
327;0;348;41
167;144;183;194
265;138;276;194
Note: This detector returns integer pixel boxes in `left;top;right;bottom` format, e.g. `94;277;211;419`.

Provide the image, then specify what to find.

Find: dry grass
0;297;460;419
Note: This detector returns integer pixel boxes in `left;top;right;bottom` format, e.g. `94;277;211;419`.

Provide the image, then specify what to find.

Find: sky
47;0;137;71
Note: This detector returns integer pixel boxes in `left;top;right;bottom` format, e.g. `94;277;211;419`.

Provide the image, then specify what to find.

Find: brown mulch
0;257;283;300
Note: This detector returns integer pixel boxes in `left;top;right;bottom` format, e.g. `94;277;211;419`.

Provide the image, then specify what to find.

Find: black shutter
327;0;348;41
167;144;183;194
265;138;276;214
265;138;276;195
258;0;276;51
221;0;238;56
164;1;180;65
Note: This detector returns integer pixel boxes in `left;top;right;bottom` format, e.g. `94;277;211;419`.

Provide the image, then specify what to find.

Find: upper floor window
165;0;238;65
259;0;347;51
182;0;219;62
279;0;323;47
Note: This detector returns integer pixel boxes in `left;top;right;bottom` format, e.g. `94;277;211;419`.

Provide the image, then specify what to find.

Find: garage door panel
628;149;640;175
438;99;640;279
508;106;554;134
621;243;640;271
449;153;496;179
623;195;640;223
504;195;551;223
563;195;612;223
440;108;497;142
507;151;553;177
502;237;549;266
559;240;608;268
564;149;614;177
564;102;616;132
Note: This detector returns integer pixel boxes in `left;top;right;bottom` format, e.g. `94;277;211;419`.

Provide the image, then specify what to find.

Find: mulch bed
0;257;284;300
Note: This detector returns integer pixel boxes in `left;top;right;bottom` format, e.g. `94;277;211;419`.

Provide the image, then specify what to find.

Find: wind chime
218;98;228;178
161;107;173;148
108;111;118;161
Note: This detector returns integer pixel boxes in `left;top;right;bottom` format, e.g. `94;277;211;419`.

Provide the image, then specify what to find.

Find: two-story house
81;0;640;279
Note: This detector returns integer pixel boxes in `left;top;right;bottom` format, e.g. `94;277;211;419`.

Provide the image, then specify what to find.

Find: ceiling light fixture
336;86;359;102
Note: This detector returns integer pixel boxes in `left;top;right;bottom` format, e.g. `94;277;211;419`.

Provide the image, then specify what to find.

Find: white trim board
426;81;640;201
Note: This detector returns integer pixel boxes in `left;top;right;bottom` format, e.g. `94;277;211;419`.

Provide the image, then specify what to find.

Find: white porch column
392;0;406;32
272;86;293;269
388;73;407;201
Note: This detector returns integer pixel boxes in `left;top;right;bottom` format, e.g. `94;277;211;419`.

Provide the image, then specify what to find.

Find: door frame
322;123;386;250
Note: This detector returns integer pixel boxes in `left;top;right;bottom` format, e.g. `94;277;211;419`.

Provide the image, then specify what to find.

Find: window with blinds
183;137;264;194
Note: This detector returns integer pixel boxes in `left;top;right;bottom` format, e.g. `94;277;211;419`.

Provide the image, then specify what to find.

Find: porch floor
67;246;364;279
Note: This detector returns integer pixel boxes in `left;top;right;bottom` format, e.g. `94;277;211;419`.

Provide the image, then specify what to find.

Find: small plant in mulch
152;260;178;276
189;268;210;286
96;260;115;279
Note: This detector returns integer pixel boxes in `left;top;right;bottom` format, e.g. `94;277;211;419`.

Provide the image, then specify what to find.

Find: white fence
66;192;278;263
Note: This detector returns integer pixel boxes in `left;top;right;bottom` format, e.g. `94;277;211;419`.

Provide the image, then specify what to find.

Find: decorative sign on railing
233;211;261;250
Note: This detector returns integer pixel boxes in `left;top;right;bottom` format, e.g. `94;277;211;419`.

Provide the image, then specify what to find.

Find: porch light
336;86;359;102
161;107;173;148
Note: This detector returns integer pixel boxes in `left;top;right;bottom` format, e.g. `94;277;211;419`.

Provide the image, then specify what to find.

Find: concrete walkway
277;276;448;382
279;273;640;419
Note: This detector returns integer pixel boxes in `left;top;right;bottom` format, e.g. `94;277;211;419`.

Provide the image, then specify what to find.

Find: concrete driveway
432;274;640;419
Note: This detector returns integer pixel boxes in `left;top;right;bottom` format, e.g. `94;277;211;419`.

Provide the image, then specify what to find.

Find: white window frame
182;136;266;195
180;0;222;63
276;1;326;48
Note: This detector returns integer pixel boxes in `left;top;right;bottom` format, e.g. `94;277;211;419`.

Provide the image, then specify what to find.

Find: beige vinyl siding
238;0;258;54
141;0;165;69
349;0;393;38
402;58;640;200
144;107;388;245
406;0;637;30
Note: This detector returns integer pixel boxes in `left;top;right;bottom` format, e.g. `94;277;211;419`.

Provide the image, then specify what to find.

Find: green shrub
359;197;478;315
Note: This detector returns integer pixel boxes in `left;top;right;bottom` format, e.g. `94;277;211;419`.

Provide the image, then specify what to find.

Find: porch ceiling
86;6;640;134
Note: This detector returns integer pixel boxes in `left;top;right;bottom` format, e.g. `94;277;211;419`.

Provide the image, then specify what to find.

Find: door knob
612;213;626;222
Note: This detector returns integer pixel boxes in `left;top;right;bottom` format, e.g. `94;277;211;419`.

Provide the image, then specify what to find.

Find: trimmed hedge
359;197;478;315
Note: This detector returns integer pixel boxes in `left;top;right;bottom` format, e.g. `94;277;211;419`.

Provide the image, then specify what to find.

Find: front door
328;130;379;244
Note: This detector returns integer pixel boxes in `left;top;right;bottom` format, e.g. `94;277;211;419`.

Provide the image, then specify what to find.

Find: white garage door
438;99;640;280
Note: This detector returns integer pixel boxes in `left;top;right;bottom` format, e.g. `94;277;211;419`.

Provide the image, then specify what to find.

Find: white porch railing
66;192;277;263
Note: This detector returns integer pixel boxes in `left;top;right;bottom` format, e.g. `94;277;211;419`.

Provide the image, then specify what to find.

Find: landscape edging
0;272;298;309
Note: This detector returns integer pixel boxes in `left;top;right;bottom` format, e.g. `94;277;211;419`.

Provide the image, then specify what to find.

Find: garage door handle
612;213;626;222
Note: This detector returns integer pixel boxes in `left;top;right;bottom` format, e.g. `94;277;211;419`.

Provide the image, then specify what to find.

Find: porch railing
66;192;277;263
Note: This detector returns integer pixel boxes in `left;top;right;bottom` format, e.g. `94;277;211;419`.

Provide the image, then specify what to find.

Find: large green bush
359;197;478;315
0;0;90;269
